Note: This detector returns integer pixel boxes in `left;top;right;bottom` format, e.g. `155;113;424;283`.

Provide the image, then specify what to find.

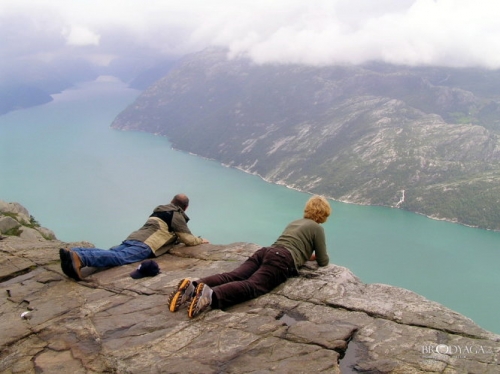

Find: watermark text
421;344;493;359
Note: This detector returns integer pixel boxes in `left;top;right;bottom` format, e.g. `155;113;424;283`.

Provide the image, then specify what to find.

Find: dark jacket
126;203;203;256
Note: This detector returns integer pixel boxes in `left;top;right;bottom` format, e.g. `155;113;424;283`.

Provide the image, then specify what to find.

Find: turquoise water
1;78;499;334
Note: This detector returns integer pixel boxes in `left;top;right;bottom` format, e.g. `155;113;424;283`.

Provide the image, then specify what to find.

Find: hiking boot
168;278;195;312
59;248;79;280
188;283;212;318
69;250;83;280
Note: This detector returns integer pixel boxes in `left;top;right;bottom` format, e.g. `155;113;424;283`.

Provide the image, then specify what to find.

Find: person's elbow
316;257;329;267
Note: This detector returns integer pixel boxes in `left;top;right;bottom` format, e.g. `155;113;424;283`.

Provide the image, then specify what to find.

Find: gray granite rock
0;200;31;225
1;202;499;373
0;215;19;234
0;199;56;239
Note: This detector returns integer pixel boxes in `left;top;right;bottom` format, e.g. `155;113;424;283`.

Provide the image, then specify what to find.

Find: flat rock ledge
1;205;500;373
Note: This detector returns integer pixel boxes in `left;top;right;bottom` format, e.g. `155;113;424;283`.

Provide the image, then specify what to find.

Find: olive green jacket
272;218;329;270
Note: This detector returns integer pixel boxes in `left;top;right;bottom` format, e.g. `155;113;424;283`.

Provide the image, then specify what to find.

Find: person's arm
176;232;209;246
171;211;209;246
313;226;329;266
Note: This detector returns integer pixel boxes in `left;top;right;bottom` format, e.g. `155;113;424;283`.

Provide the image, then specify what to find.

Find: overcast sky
2;0;500;70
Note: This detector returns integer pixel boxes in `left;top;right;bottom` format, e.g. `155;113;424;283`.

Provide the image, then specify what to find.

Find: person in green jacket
60;193;209;281
168;195;331;318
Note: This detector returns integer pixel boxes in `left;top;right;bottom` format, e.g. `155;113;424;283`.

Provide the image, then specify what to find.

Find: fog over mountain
2;0;500;79
3;1;500;113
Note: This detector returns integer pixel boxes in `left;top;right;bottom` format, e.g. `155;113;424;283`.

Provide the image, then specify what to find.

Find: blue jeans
71;240;153;268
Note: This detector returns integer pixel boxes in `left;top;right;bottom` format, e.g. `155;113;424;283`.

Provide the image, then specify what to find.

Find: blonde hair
304;195;331;223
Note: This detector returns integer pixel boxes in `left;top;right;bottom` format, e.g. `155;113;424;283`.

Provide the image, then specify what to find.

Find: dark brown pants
198;246;297;309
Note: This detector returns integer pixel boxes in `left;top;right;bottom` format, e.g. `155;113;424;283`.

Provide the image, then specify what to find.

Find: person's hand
309;253;316;261
201;238;209;244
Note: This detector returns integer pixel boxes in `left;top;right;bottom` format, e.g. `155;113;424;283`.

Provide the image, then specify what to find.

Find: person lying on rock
59;193;209;281
168;194;331;318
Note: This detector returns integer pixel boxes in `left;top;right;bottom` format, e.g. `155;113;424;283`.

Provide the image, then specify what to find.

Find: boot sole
59;248;79;280
187;283;206;318
168;279;191;312
69;251;83;280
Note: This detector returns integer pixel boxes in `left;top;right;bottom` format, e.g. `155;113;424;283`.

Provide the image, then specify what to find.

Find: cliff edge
1;200;499;373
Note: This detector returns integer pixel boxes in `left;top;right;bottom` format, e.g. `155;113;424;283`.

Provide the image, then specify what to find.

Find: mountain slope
112;49;500;230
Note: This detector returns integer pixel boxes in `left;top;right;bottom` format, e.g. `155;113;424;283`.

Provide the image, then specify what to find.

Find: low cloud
2;0;500;71
63;25;100;46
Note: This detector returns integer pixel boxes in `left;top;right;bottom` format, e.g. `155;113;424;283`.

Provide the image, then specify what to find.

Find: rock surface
1;202;500;373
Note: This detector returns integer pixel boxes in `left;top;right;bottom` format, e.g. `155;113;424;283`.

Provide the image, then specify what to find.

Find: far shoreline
166;139;494;233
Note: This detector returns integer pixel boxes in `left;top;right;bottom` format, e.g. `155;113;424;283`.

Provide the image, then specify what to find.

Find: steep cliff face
111;48;500;230
1;201;499;373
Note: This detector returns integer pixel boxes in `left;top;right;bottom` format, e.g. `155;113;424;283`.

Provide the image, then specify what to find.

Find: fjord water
1;78;499;334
